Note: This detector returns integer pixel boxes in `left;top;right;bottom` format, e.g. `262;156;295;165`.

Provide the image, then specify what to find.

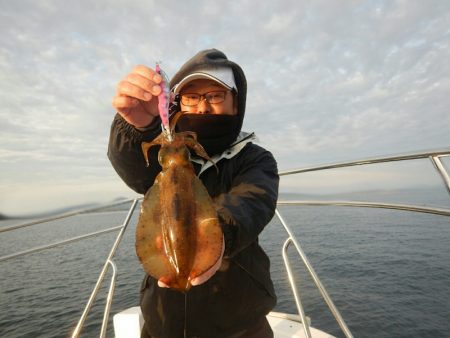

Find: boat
1;148;449;337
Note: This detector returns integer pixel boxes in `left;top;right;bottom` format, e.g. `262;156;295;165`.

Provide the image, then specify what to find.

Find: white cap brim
173;67;237;94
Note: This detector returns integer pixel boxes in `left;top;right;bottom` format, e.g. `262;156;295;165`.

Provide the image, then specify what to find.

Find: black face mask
176;114;240;156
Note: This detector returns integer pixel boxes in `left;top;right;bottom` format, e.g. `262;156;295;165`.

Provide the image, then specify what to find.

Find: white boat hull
113;306;336;338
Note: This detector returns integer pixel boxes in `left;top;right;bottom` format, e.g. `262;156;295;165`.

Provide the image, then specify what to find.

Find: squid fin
189;177;223;277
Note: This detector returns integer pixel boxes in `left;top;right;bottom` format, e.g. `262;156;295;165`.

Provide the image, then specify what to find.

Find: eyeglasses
180;91;228;107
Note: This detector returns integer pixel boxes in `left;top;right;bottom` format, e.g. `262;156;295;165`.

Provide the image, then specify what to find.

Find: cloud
1;0;450;214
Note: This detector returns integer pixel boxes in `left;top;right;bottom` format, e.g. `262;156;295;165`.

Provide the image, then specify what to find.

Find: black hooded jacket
108;49;279;337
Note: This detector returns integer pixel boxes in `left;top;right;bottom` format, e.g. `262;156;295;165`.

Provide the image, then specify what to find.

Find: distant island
0;197;134;220
0;213;19;220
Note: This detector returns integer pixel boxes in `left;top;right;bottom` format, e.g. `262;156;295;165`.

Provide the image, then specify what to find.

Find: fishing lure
155;63;172;141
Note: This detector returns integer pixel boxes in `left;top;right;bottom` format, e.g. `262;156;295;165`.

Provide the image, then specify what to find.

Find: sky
1;0;449;215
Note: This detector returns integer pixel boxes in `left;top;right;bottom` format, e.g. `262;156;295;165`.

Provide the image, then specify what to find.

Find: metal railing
277;209;353;338
71;199;139;338
0;198;139;337
275;148;450;338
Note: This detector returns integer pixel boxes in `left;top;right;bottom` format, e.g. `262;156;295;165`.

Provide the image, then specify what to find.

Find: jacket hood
169;49;247;142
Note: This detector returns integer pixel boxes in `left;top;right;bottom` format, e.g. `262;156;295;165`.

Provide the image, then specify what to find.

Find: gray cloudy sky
1;0;449;215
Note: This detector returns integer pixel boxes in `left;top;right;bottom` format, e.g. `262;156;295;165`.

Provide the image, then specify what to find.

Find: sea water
0;189;449;338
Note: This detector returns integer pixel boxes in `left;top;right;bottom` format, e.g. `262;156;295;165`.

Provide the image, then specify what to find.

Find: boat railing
274;149;449;338
279;149;450;195
0;198;139;337
1;149;449;337
70;199;139;338
276;208;353;338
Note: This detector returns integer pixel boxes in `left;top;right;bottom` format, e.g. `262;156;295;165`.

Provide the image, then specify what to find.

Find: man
109;49;279;338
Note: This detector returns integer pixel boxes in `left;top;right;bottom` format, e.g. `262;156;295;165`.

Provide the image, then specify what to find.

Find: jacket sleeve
107;114;162;194
213;145;279;258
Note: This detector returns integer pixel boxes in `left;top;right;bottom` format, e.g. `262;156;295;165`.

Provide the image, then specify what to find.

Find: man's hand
158;237;225;288
112;65;162;128
190;240;224;286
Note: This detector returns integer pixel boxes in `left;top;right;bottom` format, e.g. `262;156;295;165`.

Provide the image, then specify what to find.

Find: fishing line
184;292;188;338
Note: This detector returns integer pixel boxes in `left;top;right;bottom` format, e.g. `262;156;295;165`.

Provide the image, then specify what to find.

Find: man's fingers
126;73;162;97
158;279;170;288
190;257;222;286
116;80;155;101
114;65;162;105
190;237;225;286
112;95;139;110
132;64;162;84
